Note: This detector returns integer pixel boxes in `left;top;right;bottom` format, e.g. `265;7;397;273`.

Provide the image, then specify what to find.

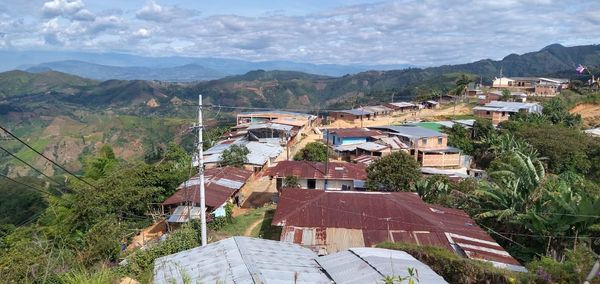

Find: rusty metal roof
352;154;380;166
266;160;367;181
272;189;523;269
162;167;252;208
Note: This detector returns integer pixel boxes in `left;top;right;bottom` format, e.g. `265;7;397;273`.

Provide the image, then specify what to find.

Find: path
244;218;264;236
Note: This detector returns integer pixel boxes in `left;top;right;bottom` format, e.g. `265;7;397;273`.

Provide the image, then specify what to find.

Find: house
328;108;373;123
236;110;317;129
492;77;568;96
246;122;296;145
153;236;447;284
369;125;461;168
473;101;542;125
477;91;527;105
385;102;419;113
272;189;526;272
267;160;367;191
203;138;283;172
362;105;394;118
162;166;253;222
323;128;386;146
421;100;440;109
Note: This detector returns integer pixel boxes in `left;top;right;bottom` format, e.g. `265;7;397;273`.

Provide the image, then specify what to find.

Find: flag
576;64;586;74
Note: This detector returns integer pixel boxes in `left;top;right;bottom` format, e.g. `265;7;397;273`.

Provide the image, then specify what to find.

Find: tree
84;145;118;180
450;74;473;99
542;97;582;128
219;145;249;168
293;142;329;162
283;176;300;188
501;89;511;101
366;152;421;191
473;119;494;140
444;124;474;155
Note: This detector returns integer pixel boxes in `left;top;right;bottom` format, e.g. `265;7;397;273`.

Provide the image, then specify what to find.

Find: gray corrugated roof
247;123;294;132
475;101;542;113
356;142;388;152
316;247;447;284
388;102;416;108
245;141;283;165
154;237;332;284
334;109;374;116
239;110;315;119
369;125;444;138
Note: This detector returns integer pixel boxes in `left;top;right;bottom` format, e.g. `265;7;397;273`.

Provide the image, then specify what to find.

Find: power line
0;146;66;194
0;172;54;197
0;124;97;189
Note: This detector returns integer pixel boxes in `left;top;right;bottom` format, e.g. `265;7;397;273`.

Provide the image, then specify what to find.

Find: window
438;137;443;144
307;179;316;189
421;138;427;145
486;111;491;115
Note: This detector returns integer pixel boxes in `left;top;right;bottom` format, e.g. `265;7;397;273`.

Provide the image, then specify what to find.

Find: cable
0;125;97;189
0;172;54;197
0;146;65;194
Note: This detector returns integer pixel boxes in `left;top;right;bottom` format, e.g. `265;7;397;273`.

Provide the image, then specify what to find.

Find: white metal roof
316;247;448;284
154;237;331;284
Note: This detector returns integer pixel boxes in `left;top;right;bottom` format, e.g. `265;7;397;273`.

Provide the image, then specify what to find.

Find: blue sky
0;0;599;66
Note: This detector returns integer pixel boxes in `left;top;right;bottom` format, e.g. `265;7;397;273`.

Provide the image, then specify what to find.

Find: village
143;75;597;283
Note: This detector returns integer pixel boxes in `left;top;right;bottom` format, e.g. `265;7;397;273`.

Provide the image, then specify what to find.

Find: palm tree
450;74;473;100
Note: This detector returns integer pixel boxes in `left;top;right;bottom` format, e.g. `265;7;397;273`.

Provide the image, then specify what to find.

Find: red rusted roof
326;128;385;138
266;160;367;180
162;167;252;209
272;189;522;267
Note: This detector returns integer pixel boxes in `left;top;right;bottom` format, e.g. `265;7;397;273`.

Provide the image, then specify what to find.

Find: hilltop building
473;101;542;125
267;160;367;191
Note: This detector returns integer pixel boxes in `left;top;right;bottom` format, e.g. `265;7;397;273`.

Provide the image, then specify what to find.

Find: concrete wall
473;110;509;125
414;135;448;150
298;178;354;190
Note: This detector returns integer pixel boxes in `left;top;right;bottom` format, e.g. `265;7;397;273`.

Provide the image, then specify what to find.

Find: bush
293;142;329;162
219;145;249;167
376;242;518;284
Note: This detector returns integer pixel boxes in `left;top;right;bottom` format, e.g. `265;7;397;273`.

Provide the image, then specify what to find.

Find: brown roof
272;189;522;267
326;128;385;138
266;160;367;180
162;167;253;209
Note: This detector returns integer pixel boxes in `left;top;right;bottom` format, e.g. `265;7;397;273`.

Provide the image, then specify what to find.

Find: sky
0;0;599;66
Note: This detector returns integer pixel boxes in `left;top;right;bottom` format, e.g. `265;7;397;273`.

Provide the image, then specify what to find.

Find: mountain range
1;50;413;80
1;43;599;176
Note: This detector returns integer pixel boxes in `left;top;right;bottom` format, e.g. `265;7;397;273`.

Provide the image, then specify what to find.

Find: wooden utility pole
197;94;207;246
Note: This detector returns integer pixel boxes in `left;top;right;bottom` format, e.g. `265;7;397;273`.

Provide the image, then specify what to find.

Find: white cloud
1;0;598;65
136;0;197;23
42;0;85;18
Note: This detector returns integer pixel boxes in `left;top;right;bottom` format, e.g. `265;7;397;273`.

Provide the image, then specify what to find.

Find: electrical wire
0;146;66;194
0;172;54;197
0;124;97;189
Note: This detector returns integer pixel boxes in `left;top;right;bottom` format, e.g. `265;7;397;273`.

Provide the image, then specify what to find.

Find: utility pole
197;94;207;246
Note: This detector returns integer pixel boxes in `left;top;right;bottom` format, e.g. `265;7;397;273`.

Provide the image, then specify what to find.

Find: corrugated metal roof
378;136;409;149
162;167;252;208
166;206;212;223
247;123;294;132
356;142;388;152
317;248;447;284
421;167;469;178
238;110;315;119
245;141;283;165
154;236;331;284
388;102;417;108
267;160;367;181
272;189;523;269
332;109;373;116
474;101;542;113
362;105;394;112
584;128;600;137
369;126;444;139
352;155;380;166
326;128;384;138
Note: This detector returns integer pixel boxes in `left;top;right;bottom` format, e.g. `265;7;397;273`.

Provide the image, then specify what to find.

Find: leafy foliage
283;175;300;188
0;177;48;225
366;152;421;191
84;144;118;180
443;124;474;155
293;142;329;162
219;145;249;167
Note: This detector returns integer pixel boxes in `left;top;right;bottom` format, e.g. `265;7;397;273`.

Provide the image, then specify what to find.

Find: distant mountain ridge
0;50;413;80
1;43;599;111
23;60;226;82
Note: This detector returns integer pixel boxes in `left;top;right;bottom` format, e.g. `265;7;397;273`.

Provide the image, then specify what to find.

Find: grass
14;137;50;163
212;204;276;238
251;207;282;240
